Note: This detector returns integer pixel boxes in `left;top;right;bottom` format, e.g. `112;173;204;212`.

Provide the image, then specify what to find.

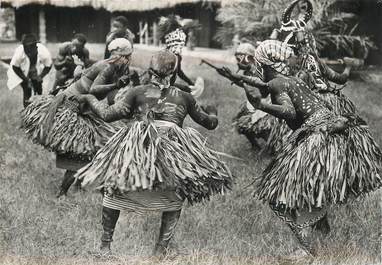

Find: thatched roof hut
2;0;240;12
1;0;242;45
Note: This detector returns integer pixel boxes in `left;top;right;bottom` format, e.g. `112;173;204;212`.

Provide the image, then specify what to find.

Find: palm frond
215;0;376;59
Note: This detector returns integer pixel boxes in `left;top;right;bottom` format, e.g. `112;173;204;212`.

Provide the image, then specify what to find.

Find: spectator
7;33;52;107
52;33;93;93
104;16;135;59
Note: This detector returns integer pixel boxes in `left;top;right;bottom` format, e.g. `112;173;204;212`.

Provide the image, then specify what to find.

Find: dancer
21;38;134;197
229;43;272;148
75;50;232;256
7;34;52;107
207;41;294;153
275;0;360;115
104;16;135;59
157;15;204;98
242;40;381;256
52;33;92;93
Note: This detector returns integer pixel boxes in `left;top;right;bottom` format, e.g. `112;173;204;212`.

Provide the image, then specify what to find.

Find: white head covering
108;38;133;56
235;43;256;56
165;28;187;55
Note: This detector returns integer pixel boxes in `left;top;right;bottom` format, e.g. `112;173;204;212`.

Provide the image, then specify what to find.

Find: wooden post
139;21;143;44
153;21;158;46
144;21;149;45
38;8;46;43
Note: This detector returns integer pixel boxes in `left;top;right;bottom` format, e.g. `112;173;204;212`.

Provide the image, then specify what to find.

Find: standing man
52;33;92;93
7;34;52;107
104;16;135;59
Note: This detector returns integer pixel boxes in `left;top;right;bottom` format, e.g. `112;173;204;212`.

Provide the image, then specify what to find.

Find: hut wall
45;6;110;43
13;2;223;49
15;4;39;40
15;5;110;43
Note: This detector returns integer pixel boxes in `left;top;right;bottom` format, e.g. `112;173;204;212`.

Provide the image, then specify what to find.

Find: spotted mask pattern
165;28;187;55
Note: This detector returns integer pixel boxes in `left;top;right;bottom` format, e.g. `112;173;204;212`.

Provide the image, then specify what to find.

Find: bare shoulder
268;76;290;92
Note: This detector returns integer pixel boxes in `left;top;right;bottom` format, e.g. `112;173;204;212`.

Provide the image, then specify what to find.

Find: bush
215;0;376;59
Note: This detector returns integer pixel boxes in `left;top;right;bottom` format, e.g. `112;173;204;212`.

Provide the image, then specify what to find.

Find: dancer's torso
63;61;117;96
269;76;327;129
121;84;201;127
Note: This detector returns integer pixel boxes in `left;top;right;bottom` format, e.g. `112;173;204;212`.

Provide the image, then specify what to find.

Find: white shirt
7;43;52;90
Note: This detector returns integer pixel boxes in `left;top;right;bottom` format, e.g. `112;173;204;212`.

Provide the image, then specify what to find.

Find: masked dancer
75;50;232;256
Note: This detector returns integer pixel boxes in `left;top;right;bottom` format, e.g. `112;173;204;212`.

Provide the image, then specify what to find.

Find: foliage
215;0;290;47
215;0;376;59
307;0;376;59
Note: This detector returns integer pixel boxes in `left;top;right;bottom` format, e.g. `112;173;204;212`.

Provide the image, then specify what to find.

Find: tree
215;0;375;59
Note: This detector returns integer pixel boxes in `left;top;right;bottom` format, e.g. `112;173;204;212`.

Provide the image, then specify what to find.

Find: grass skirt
317;91;357;115
233;102;272;138
20;94;121;159
76;120;233;204
266;117;292;154
233;102;292;152
255;109;382;211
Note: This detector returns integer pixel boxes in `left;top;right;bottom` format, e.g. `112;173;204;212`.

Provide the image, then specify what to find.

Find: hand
201;104;218;116
72;94;89;104
216;67;232;79
343;57;363;68
72;55;84;67
243;84;263;109
35;75;43;83
64;56;74;64
221;66;232;75
21;77;31;85
216;68;228;77
117;75;130;88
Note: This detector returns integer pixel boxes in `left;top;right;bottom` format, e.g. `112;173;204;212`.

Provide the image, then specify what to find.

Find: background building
0;0;237;48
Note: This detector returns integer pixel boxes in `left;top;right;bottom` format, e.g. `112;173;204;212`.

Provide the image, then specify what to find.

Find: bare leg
270;203;327;256
100;206;120;255
288;223;316;256
57;170;76;198
153;209;182;256
311;213;330;236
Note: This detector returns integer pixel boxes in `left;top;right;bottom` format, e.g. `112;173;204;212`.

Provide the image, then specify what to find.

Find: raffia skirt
233;100;292;153
317;90;357;116
76;120;233;205
254;108;382;212
20;93;121;159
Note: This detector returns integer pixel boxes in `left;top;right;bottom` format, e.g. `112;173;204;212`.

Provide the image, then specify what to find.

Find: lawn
0;46;381;265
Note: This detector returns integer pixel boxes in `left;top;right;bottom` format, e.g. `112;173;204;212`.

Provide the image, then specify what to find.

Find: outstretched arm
177;57;194;85
178;68;194;86
244;79;296;121
82;93;133;122
258;92;296;120
235;73;269;96
319;59;350;85
187;96;218;130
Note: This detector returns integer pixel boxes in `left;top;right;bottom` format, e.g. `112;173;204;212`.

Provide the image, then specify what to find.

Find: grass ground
0;46;381;265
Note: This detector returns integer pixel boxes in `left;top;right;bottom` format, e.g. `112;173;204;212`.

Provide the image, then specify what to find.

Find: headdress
254;40;294;75
157;15;188;55
280;0;313;45
108;38;133;56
